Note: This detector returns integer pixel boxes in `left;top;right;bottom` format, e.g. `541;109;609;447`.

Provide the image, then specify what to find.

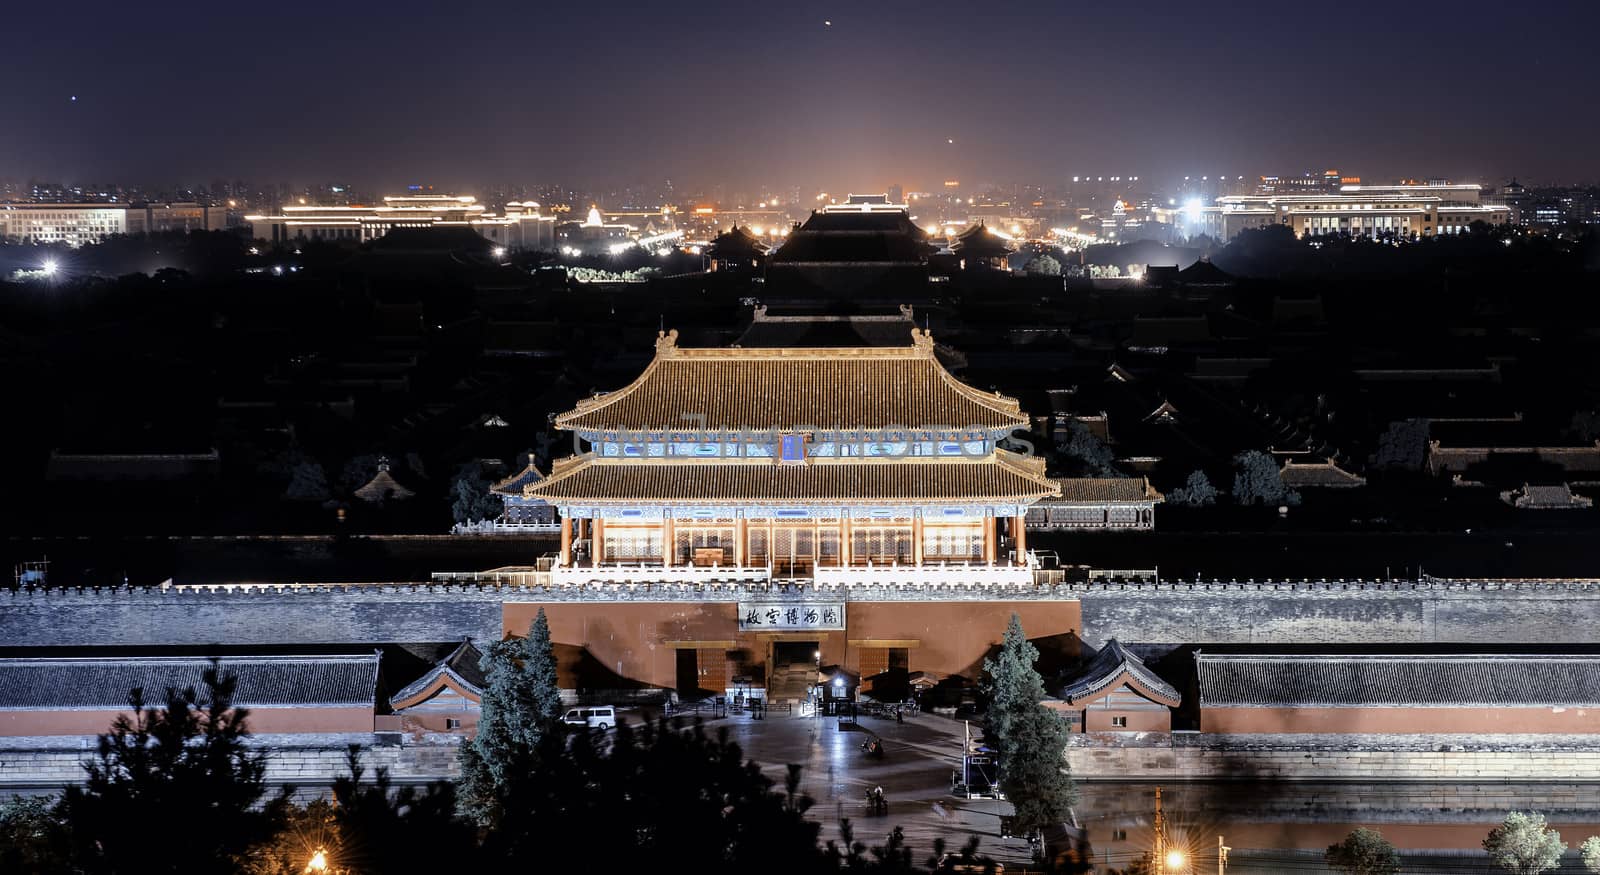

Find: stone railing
547;564;773;585
813;563;1034;587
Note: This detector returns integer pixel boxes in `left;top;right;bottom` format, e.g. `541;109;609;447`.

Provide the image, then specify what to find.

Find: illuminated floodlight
307;848;329;872
1164;850;1186;871
41;259;57;276
1184;199;1205;222
833;678;844;689
492;246;507;258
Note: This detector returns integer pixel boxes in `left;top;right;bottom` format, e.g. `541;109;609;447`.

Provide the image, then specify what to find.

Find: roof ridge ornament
656;328;680;356
911;327;934;352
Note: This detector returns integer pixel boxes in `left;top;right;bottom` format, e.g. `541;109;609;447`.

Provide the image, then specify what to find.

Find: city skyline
4;0;1597;191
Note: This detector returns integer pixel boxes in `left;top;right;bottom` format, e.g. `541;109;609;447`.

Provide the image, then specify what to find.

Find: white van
562;706;616;730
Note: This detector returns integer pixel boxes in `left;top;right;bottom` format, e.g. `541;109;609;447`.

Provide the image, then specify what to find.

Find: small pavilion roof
492;455;546;497
1058;640;1181;707
1176;259;1233;286
522;451;1059;506
554;329;1028;434
952;224;1013;256
353;466;415;503
706;225;770;258
0;654;380;711
389;640;486;711
1196;652;1600;708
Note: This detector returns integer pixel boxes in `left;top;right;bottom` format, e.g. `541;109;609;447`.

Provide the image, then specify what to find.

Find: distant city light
41;260;57;276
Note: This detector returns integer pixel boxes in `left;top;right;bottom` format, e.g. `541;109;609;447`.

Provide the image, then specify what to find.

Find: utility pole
1154;787;1166;875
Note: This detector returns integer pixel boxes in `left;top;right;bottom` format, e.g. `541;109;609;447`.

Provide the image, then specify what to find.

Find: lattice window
603;525;662;561
924;522;983;559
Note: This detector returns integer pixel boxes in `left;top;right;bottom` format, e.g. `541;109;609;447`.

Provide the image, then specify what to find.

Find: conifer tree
982;614;1076;837
458;609;564;823
59;662;288;875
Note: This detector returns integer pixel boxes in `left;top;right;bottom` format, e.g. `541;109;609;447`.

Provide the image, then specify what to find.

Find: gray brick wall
6;579;1600;651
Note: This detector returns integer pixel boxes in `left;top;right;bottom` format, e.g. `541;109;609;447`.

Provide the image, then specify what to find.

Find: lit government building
1177;179;1510;240
246;194;556;250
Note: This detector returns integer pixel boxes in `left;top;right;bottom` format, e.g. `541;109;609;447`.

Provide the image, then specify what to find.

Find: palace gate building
492;326;1103;700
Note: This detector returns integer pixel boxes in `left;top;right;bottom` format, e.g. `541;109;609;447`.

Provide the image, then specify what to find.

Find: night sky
4;0;1597;193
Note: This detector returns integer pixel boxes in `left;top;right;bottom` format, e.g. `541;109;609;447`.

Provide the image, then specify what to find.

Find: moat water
1077;781;1600;873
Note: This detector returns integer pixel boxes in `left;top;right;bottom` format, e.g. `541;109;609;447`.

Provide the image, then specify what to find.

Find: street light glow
41;260;58;276
306;848;329;873
1165;850;1186;871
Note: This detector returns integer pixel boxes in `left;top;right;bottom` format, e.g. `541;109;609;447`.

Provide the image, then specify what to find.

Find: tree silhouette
59;661;288;875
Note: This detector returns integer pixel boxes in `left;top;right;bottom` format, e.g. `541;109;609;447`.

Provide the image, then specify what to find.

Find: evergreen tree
458;609;564;823
330;748;478;875
982;615;1076;837
1166;470;1218;507
1484;812;1566;875
0;795;69;874
1581;835;1600;874
450;462;505;524
283;460;331;502
1231;450;1300;506
1025;254;1062;276
1373;419;1429;472
487;719;826;874
1326;827;1402;875
1060;420;1121;478
59;662;288;875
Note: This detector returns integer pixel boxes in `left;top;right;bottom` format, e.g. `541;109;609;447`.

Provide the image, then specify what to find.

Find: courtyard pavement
652;707;1039;867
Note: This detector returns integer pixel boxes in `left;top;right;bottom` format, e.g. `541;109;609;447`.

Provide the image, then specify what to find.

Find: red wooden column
912;516;924;565
593;517;606;565
983;517;997;564
734;518;747;567
663;516;676;567
559;516;573;567
1013;515;1028;565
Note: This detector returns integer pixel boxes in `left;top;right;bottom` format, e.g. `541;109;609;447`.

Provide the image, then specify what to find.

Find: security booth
817;665;860;716
953;751;1004;799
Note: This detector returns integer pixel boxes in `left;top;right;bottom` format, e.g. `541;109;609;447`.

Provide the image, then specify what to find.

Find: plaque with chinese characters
737;602;845;631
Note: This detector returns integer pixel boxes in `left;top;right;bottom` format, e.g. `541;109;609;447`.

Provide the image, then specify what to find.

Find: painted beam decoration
738;602;845;631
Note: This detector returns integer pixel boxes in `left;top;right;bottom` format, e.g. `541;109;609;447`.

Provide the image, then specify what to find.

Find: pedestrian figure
896;709;904;725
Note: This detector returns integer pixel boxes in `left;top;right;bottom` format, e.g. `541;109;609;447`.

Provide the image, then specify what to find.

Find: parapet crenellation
7;575;1600;649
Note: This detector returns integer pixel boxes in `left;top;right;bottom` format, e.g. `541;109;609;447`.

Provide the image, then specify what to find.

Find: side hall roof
0;654;380;710
554;329;1028;433
1197;652;1600;708
389;639;486;711
1059;639;1181;707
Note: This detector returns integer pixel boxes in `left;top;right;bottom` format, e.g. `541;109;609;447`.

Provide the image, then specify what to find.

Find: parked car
562;706;617;730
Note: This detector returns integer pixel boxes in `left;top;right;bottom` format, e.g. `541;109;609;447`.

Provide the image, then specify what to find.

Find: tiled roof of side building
555;329;1028;433
1196;653;1600;708
389;640;485;710
1052;477;1163;503
523;451;1060;505
1059;640;1181;707
0;654;380;710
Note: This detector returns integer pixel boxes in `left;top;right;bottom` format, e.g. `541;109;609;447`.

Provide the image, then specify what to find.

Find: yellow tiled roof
525;451;1059;506
555;329;1027;433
